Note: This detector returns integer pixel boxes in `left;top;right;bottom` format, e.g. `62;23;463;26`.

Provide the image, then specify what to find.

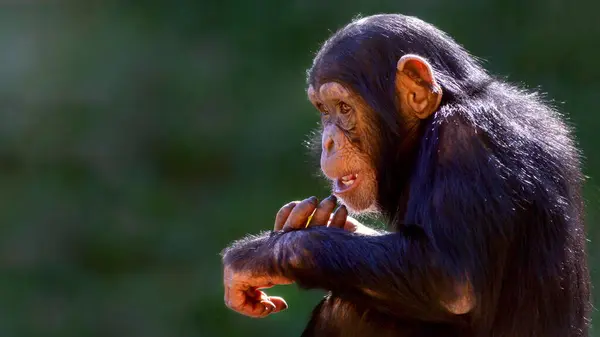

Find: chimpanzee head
306;14;488;214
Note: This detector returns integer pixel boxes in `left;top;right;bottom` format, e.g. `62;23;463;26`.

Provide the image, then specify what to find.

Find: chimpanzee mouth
334;173;360;194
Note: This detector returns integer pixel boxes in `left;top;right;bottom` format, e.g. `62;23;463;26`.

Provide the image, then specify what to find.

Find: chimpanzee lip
333;173;360;194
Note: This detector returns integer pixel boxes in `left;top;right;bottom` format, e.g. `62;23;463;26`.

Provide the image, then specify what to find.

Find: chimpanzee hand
224;196;380;319
223;267;293;318
273;195;379;235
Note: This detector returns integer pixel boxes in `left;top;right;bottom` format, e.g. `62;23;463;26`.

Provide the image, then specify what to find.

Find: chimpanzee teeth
341;174;356;182
342;179;355;186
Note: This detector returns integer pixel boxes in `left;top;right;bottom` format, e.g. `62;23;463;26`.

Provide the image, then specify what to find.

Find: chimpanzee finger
247;289;276;318
258;299;276;317
228;289;268;318
274;201;299;231
282;196;319;232
329;205;348;228
269;296;289;313
255;290;289;316
308;195;338;227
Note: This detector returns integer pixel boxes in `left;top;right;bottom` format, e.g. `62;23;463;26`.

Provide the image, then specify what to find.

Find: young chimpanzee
221;14;591;337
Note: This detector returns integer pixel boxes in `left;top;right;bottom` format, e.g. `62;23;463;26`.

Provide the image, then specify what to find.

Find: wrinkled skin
273;195;379;234
308;83;379;213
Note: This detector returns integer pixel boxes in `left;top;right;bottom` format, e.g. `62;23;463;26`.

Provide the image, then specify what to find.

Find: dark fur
223;14;590;337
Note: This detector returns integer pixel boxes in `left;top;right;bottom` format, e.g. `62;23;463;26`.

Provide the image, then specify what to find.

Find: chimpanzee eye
339;102;352;114
317;103;329;115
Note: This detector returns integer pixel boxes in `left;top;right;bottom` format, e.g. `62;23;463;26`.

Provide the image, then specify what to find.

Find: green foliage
0;1;598;336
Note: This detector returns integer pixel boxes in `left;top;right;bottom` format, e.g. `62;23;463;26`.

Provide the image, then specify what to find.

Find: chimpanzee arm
223;122;519;323
222;227;464;322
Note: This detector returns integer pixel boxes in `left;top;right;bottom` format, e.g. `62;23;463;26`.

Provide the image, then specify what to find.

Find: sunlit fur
301;13;589;337
224;14;588;337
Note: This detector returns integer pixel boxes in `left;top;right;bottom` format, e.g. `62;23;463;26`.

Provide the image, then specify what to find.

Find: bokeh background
1;1;599;337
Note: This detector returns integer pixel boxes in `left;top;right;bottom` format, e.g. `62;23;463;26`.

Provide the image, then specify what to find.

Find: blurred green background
0;1;599;337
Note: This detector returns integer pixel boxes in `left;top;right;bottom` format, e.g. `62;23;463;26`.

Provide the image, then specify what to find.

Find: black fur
222;14;590;337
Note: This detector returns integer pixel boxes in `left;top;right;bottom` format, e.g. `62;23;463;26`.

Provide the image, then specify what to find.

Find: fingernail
334;205;347;214
326;195;337;203
308;196;318;204
262;302;274;312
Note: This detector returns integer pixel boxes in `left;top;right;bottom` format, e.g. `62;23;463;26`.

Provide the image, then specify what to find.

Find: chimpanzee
221;14;591;337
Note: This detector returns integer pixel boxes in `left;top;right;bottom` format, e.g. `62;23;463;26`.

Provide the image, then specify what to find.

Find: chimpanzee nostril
323;136;335;153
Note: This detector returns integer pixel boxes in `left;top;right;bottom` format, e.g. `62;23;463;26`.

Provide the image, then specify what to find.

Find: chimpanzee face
307;56;442;214
308;82;379;213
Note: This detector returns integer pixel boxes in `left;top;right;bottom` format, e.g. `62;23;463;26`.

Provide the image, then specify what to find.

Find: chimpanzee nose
323;136;335;154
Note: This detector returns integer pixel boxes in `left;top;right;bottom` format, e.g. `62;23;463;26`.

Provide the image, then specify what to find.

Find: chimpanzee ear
396;54;442;119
